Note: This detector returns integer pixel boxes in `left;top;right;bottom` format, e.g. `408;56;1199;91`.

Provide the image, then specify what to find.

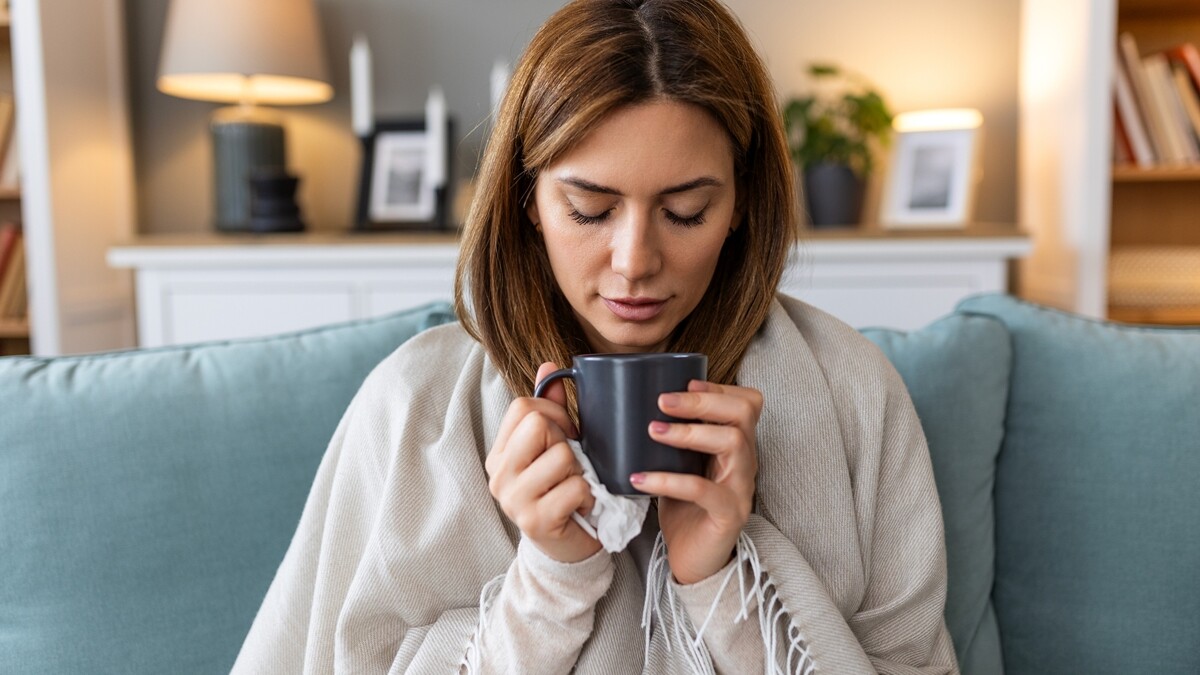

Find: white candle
426;86;446;188
350;34;372;137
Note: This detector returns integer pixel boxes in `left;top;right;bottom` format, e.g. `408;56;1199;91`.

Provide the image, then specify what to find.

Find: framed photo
880;127;981;228
354;118;451;230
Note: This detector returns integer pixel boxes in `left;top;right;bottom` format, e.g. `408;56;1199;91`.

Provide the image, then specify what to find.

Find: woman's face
528;100;737;354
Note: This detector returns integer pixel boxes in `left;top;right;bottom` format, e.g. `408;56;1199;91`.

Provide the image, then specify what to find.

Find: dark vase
803;162;864;227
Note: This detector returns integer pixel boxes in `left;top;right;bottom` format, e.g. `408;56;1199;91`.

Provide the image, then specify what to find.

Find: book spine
1164;43;1200;93
1120;33;1174;163
1170;64;1200;149
1143;54;1195;163
0;233;24;319
1113;51;1156;166
0;221;18;281
1113;102;1133;165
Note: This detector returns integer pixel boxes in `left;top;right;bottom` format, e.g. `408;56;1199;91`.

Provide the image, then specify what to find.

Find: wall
126;0;1019;234
14;0;137;355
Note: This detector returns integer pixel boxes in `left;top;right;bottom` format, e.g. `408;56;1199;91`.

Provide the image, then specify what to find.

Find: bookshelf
1018;0;1200;327
0;6;24;353
1;0;139;356
1110;0;1200;325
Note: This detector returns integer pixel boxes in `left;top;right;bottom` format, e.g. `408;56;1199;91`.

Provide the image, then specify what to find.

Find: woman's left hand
630;380;763;585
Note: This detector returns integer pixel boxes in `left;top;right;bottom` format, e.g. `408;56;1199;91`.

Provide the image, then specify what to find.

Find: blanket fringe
459;572;506;674
641;532;817;674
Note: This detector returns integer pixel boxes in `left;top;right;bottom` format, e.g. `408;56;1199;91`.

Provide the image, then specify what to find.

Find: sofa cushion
863;314;1011;675
0;303;456;675
957;294;1200;674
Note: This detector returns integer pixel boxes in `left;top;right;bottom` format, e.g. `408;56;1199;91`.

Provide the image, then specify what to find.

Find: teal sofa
2;295;1197;674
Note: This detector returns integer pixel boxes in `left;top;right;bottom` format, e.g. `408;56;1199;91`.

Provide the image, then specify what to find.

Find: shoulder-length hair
455;0;798;398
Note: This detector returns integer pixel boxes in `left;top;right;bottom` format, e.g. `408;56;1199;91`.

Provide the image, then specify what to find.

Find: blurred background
125;0;1019;234
3;0;1197;356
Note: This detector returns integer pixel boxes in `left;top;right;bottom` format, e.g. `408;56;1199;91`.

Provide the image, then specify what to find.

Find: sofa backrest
0;303;457;675
863;313;1011;675
18;293;1193;675
957;294;1200;675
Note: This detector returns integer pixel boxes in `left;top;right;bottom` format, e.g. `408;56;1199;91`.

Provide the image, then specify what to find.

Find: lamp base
212;106;286;232
249;169;305;233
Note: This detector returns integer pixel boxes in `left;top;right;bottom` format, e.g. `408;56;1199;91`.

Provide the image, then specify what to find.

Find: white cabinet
783;229;1030;329
108;234;458;347
109;229;1030;347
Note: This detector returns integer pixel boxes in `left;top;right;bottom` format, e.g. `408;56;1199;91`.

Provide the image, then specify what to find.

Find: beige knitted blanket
233;295;958;674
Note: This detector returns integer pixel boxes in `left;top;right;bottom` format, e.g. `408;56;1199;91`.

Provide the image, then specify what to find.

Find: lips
603;296;667;321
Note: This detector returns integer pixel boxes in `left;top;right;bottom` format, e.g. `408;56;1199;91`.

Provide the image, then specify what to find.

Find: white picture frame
368;129;436;223
881;127;981;228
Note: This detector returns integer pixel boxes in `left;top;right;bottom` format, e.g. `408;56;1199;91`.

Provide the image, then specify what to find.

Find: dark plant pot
803;163;864;227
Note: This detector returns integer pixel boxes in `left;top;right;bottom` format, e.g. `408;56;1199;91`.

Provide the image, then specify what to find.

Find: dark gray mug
533;352;708;495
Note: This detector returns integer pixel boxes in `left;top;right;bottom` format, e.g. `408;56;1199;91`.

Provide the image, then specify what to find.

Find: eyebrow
556;175;723;196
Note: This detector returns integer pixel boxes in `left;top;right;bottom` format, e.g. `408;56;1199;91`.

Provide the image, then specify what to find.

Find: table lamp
157;0;332;232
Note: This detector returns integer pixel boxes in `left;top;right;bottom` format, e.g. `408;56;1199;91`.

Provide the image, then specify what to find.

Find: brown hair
455;0;798;398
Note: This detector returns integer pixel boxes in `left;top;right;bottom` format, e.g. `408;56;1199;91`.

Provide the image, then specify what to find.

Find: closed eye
664;209;706;227
568;208;612;225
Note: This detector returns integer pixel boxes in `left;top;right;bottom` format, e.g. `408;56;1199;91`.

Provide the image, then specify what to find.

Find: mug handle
533;367;575;399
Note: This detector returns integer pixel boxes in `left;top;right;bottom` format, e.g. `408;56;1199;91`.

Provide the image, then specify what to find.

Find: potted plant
783;63;893;227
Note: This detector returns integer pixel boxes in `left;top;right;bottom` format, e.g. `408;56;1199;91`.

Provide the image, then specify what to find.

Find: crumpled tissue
567;439;651;552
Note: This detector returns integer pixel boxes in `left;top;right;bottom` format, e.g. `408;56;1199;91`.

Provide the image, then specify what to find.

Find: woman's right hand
486;362;602;563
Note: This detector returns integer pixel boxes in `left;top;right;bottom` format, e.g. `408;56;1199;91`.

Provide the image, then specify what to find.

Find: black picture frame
354;117;453;231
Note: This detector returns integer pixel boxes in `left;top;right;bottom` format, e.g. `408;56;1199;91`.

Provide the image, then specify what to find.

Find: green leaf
809;63;839;78
780;61;894;176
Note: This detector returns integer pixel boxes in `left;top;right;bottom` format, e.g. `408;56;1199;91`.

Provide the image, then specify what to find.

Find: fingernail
649;420;670;434
660;393;681;408
629;473;646;485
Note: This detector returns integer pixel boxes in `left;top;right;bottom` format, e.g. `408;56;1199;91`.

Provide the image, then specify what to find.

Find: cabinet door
780;258;1007;330
164;283;356;345
363;265;456;317
136;269;357;347
134;262;459;347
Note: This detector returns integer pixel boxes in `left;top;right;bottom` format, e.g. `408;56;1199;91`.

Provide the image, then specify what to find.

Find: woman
234;1;958;673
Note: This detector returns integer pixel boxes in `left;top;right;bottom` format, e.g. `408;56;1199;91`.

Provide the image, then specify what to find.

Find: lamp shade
157;0;332;105
892;108;984;133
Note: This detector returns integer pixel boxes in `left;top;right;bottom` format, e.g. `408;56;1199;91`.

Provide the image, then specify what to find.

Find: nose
610;210;662;281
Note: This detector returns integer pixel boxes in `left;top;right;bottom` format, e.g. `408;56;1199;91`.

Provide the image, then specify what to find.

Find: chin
595;318;674;353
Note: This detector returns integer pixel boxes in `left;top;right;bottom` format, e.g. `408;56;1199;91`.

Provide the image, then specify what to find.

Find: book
0;132;19;191
1113;51;1155;165
0;221;18;281
1163;43;1200;92
1120;32;1174;162
0;94;13;164
1143;53;1198;163
1113;102;1133;165
0;235;24;319
1170;64;1200;148
7;245;25;319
